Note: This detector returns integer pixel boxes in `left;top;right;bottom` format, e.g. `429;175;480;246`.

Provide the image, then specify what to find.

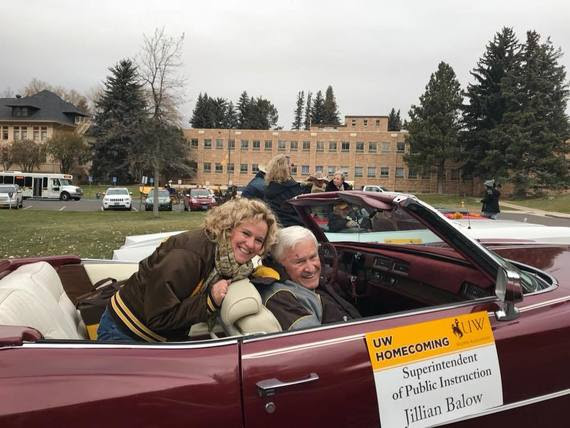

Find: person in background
327;202;359;232
307;171;328;193
97;198;279;342
325;171;352;192
481;179;501;219
263;154;311;227
241;165;266;200
256;226;360;331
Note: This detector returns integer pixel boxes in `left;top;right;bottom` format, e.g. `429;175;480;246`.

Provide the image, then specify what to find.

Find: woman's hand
211;279;231;306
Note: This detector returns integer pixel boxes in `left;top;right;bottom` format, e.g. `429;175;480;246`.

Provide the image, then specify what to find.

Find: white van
0;171;83;201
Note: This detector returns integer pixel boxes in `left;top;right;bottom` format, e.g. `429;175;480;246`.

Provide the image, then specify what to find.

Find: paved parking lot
13;198;186;212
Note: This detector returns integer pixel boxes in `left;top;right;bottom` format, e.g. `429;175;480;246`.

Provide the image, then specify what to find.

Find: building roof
0;90;88;126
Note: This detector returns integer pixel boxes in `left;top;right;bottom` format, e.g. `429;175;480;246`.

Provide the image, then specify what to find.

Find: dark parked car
1;190;570;427
183;188;217;211
144;189;172;211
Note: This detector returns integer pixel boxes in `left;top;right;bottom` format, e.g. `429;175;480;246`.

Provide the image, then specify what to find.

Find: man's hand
211;279;231;306
346;219;358;228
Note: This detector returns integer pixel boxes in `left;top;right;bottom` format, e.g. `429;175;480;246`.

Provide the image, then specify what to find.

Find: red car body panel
0;341;243;427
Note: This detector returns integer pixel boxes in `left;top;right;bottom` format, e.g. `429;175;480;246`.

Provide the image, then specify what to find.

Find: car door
240;297;570;428
0;334;243;427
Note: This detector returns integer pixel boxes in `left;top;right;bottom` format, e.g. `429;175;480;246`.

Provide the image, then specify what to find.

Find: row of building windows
350;118;382;127
190;138;406;153
1;126;48;142
200;162;460;180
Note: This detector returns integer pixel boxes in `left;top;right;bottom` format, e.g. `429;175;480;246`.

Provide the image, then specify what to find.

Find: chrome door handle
256;372;319;397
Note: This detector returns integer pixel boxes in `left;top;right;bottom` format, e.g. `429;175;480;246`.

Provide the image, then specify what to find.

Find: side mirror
494;267;523;321
129;192;133;195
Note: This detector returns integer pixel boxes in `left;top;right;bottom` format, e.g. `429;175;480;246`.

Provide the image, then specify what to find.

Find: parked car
362;185;389;192
144;189;172;211
183;188;217;211
1;190;570;426
101;187;132;210
0;184;23;208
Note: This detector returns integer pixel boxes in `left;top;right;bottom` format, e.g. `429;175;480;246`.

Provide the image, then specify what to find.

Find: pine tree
237;91;251;129
311;90;325;125
91;59;148;183
292;91;304;130
388;108;402;131
502;31;570;195
461;27;521;181
223;101;238;129
190;93;208;128
249;97;279;129
304;91;312;130
323;85;341;125
404;62;463;194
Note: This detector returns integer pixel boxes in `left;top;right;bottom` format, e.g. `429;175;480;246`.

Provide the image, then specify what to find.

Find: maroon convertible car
1;191;569;427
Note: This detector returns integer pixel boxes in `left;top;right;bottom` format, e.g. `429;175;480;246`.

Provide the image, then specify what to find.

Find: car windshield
148;189;170;197
191;189;211;197
60;179;72;186
106;189;129;195
306;200;445;247
0;186;17;193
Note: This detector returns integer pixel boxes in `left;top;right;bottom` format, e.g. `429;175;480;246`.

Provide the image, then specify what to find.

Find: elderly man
256;226;360;331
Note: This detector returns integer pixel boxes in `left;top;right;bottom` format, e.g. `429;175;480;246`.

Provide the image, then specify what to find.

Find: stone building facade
183;115;475;194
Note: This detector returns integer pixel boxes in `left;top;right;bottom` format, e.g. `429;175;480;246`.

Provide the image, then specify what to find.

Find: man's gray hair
272;226;318;262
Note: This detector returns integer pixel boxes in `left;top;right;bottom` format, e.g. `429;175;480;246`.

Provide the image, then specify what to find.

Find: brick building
183;115;474;194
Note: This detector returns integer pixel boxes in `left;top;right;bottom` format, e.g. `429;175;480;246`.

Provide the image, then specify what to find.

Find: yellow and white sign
365;312;502;427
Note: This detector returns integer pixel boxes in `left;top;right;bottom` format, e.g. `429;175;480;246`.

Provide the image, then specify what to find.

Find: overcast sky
2;0;569;128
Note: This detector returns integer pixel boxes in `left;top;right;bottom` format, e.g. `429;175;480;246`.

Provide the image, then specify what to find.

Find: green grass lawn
80;184;143;199
414;194;482;212
0;210;206;259
417;192;570;214
508;193;570;213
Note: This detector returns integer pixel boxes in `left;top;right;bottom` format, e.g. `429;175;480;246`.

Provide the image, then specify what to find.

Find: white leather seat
220;278;282;336
0;262;86;339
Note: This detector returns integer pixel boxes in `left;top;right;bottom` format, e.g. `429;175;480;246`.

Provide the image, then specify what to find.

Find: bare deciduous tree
20;78;91;114
138;27;186;125
0;143;14;171
137;27;188;216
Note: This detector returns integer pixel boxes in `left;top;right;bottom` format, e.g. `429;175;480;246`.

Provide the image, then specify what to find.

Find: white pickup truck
362;185;388;192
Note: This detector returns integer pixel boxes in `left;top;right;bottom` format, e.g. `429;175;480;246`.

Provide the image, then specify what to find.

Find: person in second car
325;171;352;192
263;154;311;227
327;202;359;232
255;226;360;331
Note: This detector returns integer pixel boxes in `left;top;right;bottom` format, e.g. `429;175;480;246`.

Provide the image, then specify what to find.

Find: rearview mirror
494;267;523;321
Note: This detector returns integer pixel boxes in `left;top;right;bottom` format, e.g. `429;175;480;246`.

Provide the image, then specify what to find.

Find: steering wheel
319;242;339;286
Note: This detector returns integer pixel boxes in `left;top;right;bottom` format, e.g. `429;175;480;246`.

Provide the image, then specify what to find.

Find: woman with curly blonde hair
97;198;279;342
264;154;311;227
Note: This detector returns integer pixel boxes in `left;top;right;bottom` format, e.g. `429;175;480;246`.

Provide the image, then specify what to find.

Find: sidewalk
500;201;570;219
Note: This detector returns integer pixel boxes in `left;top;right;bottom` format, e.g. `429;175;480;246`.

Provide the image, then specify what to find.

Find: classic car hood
455;219;570;245
491;242;570;277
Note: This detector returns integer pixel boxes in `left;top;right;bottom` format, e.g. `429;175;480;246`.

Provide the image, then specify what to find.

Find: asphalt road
500;212;570;227
11;198;186;212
